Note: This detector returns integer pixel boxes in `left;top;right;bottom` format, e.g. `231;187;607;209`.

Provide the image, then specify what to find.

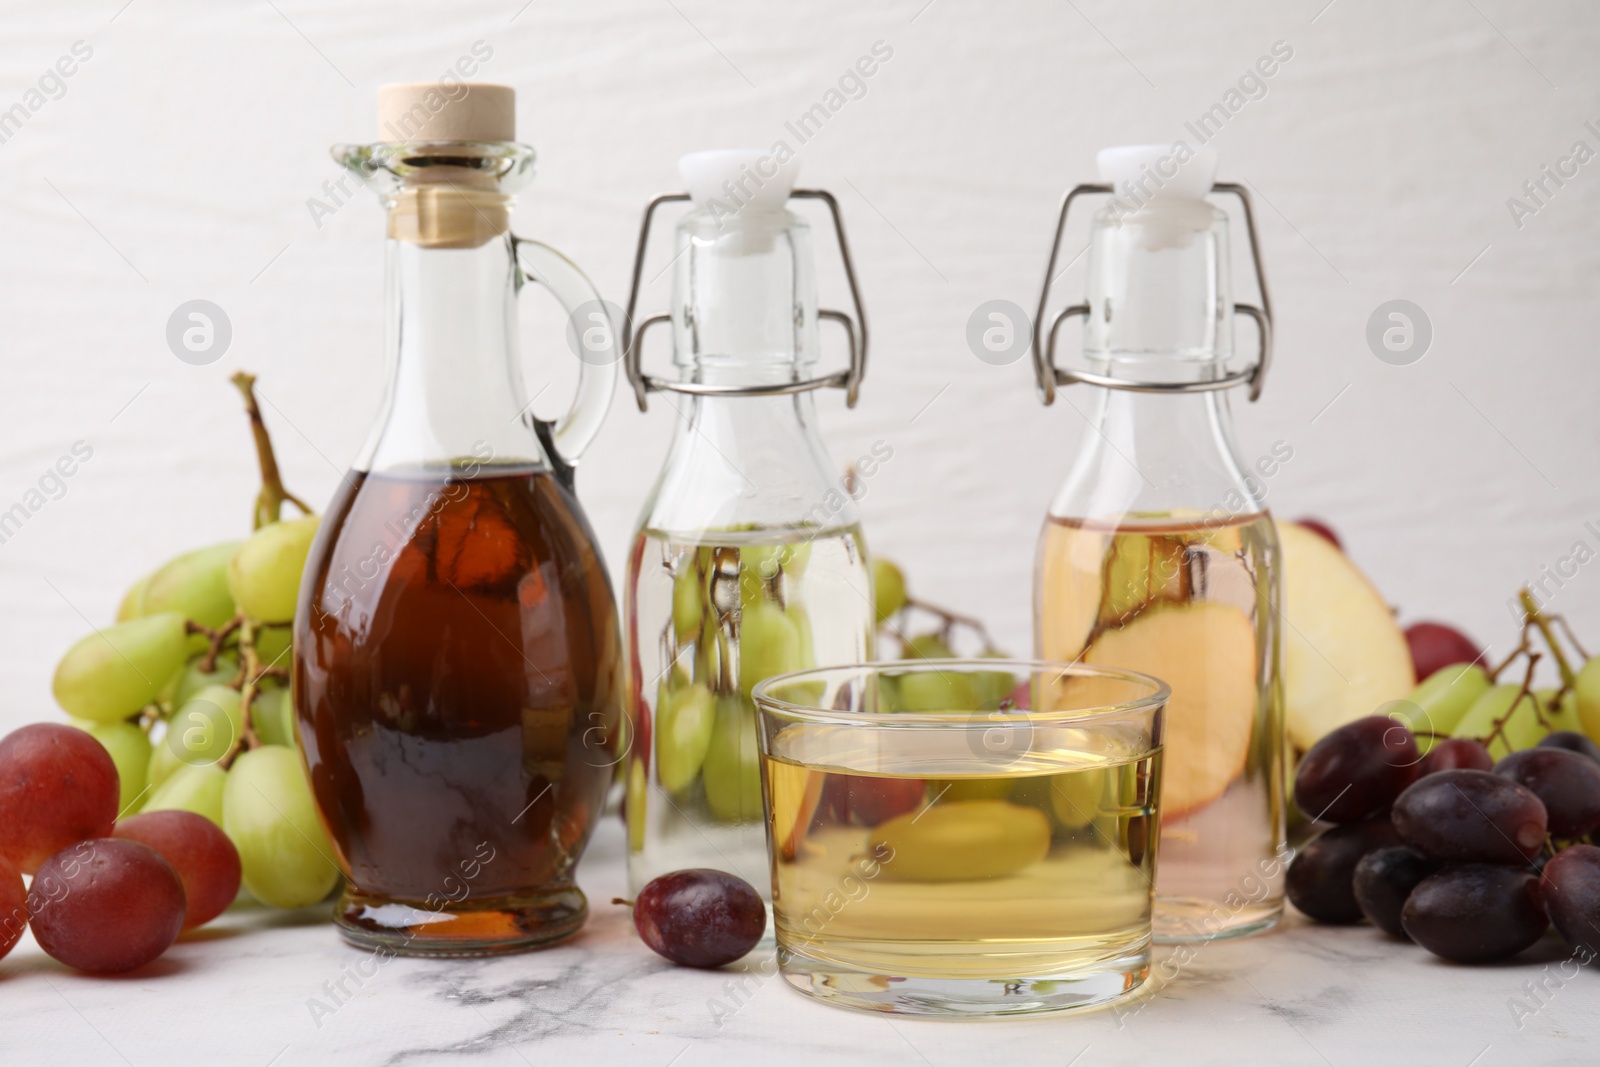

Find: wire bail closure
1031;182;1273;405
622;189;868;412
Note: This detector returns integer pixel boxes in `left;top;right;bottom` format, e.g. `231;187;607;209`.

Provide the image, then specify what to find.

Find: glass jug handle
513;237;619;471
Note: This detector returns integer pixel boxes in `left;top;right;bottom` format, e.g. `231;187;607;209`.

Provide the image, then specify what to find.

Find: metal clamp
622;189;868;412
1031;182;1273;405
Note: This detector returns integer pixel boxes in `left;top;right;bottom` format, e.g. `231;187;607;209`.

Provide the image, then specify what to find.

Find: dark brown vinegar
294;463;623;952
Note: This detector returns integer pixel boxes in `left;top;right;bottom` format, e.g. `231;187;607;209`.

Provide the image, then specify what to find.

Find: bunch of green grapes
654;540;818;824
1389;590;1600;763
869;557;1017;713
46;372;337;912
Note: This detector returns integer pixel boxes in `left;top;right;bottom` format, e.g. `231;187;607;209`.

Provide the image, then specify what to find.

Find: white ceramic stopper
679;149;799;212
1097;144;1218;204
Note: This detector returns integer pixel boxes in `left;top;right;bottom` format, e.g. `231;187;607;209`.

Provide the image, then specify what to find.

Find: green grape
703;697;762;823
171;653;240;709
1048;769;1104;828
144;762;227;825
116;572;151;622
251;689;294;748
671;567;703;643
871;558;907;623
971;652;1016;711
871;799;1050;882
147;737;184;792
897;661;977;712
1576;656;1600;741
223;746;339;909
902;632;955;660
227;516;320;623
626;759;648;851
52;612;189;724
1453;684;1544;759
141;541;243;639
1536;687;1582;735
167;685;244;768
253;626;294;672
742;541;812;585
83;720;153;815
655;682;716;794
738;601;800;699
1389;663;1491;753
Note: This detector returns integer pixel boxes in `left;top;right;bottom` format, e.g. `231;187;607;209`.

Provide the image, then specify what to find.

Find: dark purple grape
1294;716;1418;823
1494;748;1600;839
632;869;764;968
1392;769;1547;864
1539;731;1600;765
1287;818;1401;924
1401;864;1547;963
1353;846;1440;937
1540;844;1600;956
1419;738;1493;776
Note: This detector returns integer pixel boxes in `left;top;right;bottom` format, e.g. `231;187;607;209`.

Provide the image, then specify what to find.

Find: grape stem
189;617;243;674
1488;629;1532;684
899;596;1002;655
1478;652;1543;752
611;897;635;907
231;371;312;530
1519;588;1581;689
219;616;268;769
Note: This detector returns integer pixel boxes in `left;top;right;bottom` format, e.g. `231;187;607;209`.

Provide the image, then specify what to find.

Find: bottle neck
1048;385;1265;523
640;391;857;537
356;235;546;473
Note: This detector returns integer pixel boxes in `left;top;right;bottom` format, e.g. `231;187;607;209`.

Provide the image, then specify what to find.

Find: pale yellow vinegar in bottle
1037;510;1286;942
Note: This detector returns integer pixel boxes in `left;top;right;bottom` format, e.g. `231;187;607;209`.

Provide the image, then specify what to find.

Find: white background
2;0;1598;736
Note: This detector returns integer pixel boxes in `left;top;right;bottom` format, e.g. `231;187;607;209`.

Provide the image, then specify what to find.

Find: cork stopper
377;82;515;143
375;82;516;249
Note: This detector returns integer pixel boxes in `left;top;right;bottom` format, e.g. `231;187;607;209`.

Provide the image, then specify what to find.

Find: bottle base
1153;897;1282;944
334;884;589;957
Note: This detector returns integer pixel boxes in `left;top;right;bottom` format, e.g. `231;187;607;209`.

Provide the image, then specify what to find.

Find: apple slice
767;760;824;861
1081;601;1258;820
1279;521;1413;750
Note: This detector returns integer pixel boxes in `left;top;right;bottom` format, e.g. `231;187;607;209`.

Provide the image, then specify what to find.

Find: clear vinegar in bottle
620;151;875;896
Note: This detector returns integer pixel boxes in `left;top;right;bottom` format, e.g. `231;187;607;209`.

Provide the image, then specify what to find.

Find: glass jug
294;83;625;955
1030;145;1286;942
619;150;874;896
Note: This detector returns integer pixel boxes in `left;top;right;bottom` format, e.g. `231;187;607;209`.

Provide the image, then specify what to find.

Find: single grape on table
629;869;765;969
27;839;187;973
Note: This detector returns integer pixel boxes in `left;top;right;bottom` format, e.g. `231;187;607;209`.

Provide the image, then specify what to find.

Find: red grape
1352;846;1439;938
632;869;764;968
1540;844;1600;956
28;839;186;972
114;810;241;929
0;723;120;874
1402;864;1547;963
1392;770;1547;864
1295;518;1342;550
1494;748;1600;839
1294;716;1418;823
1419;738;1493;776
1404;622;1482;684
0;855;25;961
1539;731;1600;765
1286;818;1401;923
840;774;925;827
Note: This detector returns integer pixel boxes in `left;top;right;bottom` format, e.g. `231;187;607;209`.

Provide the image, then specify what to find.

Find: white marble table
4;817;1590;1067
